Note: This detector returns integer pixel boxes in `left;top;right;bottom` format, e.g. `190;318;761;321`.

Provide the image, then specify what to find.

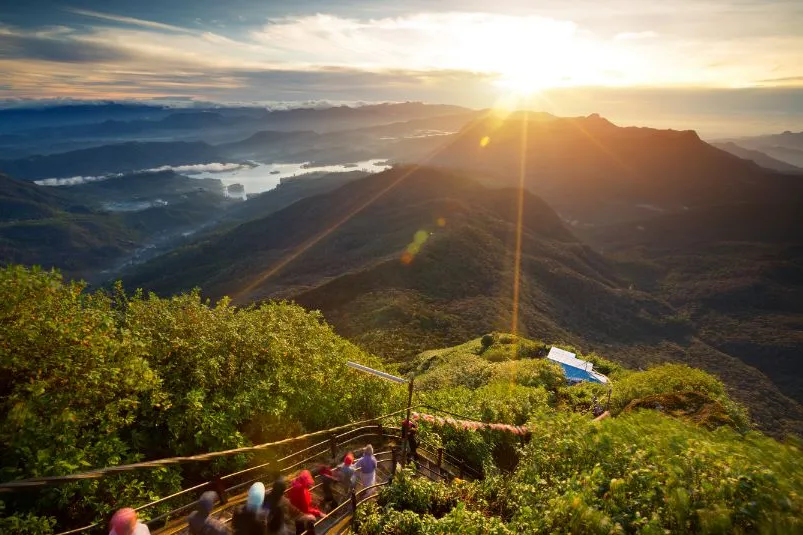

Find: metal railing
51;423;404;535
306;443;467;535
34;404;495;534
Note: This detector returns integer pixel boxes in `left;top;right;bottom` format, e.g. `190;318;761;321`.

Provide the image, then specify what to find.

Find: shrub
416;355;494;390
481;333;495;349
0;266;400;532
609;363;749;431
492;359;566;392
364;411;803;534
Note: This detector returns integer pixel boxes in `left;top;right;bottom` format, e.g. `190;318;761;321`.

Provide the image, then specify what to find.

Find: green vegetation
355;337;803;535
0;266;400;532
117;164;802;438
358;413;803;534
1;266;801;534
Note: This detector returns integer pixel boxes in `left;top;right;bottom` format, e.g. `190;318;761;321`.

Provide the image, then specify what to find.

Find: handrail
44;403;501;535
3;407;419;493
52;426;400;535
306;444;461;535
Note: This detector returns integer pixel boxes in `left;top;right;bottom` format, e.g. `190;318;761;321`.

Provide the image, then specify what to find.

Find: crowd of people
107;444;380;535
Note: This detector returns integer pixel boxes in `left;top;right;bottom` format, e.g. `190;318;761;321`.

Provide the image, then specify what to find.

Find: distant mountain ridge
717;130;803;167
418;112;803;224
0;141;227;180
711;142;802;172
0;102;478;178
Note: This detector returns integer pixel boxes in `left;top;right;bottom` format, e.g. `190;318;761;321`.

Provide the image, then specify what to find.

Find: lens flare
400;229;431;264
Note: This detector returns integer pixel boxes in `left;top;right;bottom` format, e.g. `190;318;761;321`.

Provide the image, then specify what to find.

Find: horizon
0;97;799;140
1;0;802;137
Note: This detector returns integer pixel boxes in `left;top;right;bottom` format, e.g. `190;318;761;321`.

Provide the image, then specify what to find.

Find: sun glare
439;14;586;95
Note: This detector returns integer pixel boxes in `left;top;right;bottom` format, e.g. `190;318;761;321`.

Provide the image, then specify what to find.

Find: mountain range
1;106;802;438
716;131;803;168
120;156;803;437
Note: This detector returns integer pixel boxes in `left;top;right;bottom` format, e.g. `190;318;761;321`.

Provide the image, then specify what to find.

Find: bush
609;363;749;431
481;333;495;349
510;411;803;533
492;359;566;392
363;411;803;534
0;266;400;532
416;355;494;390
379;467;458;517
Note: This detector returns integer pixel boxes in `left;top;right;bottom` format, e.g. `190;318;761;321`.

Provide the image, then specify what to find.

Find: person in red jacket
287;470;322;534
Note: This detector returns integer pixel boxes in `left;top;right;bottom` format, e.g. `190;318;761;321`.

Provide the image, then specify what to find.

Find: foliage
609;364;750;431
480;333;494;349
0;266;400;532
379;467;458;517
364;411;803;534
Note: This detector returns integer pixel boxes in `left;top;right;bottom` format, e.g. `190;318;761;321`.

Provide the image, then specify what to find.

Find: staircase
150;426;475;535
22;409;485;535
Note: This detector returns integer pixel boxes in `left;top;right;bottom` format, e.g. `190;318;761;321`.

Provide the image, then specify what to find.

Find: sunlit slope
422;112;803;224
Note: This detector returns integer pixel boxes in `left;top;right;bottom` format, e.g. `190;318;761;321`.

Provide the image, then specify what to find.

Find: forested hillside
2;271;801;534
123;165;803;438
0;266;400;533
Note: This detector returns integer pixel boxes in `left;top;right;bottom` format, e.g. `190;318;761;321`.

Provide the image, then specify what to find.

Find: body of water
189;159;390;195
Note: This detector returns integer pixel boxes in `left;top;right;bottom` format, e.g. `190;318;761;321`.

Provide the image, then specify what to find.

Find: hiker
402;417;419;461
313;464;338;512
355;444;378;496
232;483;268;535
591;396;604;418
336;452;356;496
264;477;289;535
109;508;150;535
286;470;322;535
188;491;230;535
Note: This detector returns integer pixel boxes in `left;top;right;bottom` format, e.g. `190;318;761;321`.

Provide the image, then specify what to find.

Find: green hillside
353;336;801;535
122;166;803;438
0;172;239;280
0;265;401;533
582;202;803;430
1;266;802;534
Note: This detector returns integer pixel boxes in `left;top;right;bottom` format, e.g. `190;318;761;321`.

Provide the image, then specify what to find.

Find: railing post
377;422;384;440
329;434;337;463
350;491;358;530
390;448;398;479
459;462;465;479
401;377;414;466
436;447;443;478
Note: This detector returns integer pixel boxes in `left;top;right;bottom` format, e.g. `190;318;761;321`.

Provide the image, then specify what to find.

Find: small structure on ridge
547;347;609;384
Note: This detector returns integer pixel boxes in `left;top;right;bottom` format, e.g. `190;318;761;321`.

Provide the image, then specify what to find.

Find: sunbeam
230;109;502;303
510;108;528;338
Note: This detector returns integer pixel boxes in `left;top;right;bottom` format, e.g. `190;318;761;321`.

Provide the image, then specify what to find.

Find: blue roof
547;347;609;384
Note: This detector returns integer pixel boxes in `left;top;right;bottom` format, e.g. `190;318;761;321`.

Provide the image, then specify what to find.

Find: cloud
755;75;803;85
68;8;196;34
1;8;802;108
147;162;250;174
35;173;123;186
251;12;580;74
614;30;657;40
0;28;131;62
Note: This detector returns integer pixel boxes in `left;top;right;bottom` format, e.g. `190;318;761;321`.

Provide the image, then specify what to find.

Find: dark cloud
756;76;803;83
0;32;131;63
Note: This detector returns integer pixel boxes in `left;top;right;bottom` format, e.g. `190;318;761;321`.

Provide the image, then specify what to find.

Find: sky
1;0;802;135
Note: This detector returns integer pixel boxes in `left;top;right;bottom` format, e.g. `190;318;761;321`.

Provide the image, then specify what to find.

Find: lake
188;159;390;196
